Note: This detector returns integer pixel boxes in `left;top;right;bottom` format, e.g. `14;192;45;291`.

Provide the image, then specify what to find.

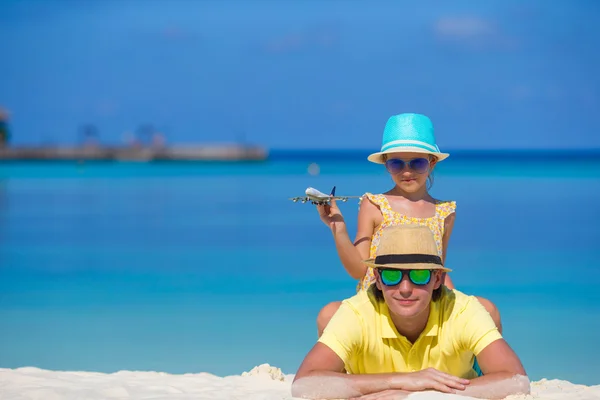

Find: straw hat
363;225;452;272
367;113;449;164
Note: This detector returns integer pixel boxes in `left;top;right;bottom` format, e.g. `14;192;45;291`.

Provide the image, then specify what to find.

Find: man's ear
432;271;443;289
375;272;382;291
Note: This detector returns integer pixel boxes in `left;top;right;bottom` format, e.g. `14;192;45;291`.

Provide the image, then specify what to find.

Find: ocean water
0;155;599;385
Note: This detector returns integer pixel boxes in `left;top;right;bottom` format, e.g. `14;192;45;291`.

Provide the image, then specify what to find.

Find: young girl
315;113;501;336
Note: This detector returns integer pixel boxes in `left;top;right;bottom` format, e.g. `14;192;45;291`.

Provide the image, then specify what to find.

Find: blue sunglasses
378;268;432;286
385;157;430;174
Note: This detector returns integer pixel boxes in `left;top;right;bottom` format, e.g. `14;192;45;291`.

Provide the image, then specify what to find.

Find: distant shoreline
0;145;268;162
0;145;599;162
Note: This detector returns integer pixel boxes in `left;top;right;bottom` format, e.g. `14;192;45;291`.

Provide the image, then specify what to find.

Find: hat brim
363;259;452;273
367;147;450;164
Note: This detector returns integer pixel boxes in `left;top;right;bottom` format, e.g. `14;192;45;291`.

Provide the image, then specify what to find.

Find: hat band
381;139;440;153
374;254;443;266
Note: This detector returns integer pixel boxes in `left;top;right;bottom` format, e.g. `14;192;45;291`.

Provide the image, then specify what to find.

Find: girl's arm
319;197;378;280
441;211;456;289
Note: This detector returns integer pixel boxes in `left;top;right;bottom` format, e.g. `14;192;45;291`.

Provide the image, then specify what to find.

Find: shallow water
0;156;599;384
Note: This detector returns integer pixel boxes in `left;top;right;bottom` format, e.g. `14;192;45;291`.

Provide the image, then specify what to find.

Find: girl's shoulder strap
360;193;394;221
360;192;389;209
436;200;457;220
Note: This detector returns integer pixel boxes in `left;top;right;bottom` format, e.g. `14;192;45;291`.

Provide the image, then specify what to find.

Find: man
292;225;529;399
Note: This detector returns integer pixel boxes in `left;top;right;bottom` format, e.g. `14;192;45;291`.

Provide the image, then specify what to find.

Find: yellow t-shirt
318;286;502;379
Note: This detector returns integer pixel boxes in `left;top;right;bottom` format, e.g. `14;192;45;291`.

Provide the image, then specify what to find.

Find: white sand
0;363;598;400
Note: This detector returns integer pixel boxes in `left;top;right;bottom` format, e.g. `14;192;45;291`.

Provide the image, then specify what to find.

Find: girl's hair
381;154;435;191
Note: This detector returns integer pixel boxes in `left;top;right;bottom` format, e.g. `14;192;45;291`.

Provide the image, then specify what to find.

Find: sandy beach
0;363;598;400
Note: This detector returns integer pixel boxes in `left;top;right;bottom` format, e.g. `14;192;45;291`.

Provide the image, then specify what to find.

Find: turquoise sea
1;152;599;385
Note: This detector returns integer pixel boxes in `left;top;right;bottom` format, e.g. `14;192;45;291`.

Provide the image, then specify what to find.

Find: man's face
375;268;443;319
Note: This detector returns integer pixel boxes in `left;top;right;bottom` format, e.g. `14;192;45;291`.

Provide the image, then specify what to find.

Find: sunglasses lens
409;158;430;174
385;159;405;174
409;269;432;285
385;158;429;174
380;269;402;286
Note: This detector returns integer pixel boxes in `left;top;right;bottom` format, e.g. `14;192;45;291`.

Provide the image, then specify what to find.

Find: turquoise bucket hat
367;113;449;164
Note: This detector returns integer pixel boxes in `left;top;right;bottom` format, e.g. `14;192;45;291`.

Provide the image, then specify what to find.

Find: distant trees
0;107;10;148
79;124;100;148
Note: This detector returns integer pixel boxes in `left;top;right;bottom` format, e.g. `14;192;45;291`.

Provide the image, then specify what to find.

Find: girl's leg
316;301;342;337
475;296;503;334
442;272;455;289
446;273;500;332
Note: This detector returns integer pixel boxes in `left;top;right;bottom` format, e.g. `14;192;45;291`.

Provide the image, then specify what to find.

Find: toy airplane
289;186;361;205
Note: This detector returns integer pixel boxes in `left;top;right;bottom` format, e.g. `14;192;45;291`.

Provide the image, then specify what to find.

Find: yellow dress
356;193;456;293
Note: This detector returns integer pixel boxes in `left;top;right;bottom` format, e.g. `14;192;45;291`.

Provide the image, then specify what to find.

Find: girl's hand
316;198;346;232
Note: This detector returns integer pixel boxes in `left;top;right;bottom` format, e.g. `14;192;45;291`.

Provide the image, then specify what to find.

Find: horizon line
267;148;600;159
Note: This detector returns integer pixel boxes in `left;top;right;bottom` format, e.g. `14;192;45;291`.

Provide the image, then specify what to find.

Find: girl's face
384;152;436;193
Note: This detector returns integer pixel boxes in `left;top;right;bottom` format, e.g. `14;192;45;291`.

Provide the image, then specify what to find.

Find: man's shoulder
342;288;381;315
438;287;482;318
343;289;374;308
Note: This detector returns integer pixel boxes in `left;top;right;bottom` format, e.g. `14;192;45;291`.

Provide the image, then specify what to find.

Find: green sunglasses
377;268;432;286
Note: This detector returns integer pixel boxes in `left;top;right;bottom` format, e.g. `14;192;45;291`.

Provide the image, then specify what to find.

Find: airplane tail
331;186;336;196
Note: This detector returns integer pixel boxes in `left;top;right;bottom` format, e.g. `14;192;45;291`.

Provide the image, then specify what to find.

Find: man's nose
397;277;413;297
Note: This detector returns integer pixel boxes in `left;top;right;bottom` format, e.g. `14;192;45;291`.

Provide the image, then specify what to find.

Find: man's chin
390;301;423;317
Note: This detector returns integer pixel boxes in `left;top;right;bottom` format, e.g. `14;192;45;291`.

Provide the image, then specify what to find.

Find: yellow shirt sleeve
455;296;503;356
317;301;364;364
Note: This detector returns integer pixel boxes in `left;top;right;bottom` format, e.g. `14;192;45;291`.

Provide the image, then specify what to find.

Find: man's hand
349;389;411;399
316;197;346;232
394;368;470;394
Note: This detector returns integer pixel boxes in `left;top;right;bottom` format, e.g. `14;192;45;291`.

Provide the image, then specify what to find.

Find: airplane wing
329;195;362;200
289;196;311;203
289;186;361;204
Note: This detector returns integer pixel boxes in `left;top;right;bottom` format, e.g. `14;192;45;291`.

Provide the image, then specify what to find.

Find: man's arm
456;338;529;399
456;297;530;399
292;342;393;399
292;343;469;399
292;299;390;398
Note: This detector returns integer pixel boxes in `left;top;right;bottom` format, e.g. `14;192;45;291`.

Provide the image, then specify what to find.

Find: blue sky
1;0;599;150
